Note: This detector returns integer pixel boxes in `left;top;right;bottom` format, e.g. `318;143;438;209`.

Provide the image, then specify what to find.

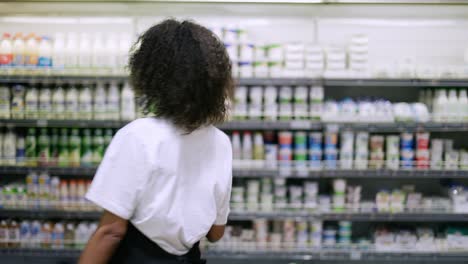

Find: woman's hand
78;211;128;264
206;225;225;243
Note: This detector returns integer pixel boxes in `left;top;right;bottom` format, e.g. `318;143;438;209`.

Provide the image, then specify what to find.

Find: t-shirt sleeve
214;138;233;225
86;127;152;220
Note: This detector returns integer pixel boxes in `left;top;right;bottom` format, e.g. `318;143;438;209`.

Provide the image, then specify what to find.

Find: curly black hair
129;19;234;132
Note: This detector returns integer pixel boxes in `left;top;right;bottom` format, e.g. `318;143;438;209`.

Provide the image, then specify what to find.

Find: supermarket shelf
1;166;467;179
1;248;468;263
2;209;468;222
323;78;468;88
1;119;468;132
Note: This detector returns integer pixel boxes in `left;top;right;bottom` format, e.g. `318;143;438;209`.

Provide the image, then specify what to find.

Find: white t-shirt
86;117;232;255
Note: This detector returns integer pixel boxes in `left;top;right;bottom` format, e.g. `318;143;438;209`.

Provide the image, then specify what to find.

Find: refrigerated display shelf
1;248;468;263
2;209;468;222
1;119;468;132
1;166;467;179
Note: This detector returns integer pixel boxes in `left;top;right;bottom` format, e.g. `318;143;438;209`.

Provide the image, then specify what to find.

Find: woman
79;19;234;264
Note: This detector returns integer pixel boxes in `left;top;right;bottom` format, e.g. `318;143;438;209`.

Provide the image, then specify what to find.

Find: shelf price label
36;120;48;127
290;120;311;129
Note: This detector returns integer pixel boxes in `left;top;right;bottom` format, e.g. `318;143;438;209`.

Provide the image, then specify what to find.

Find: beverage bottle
78;33;92;70
11;84;25;119
65;32;78;70
25;128;37;166
69;180;77;210
19;220;30;248
92;129;104;165
459;90;468;121
64;223;75;248
30;220;41;248
8;220;20;248
69;129;81;167
77;180;86;210
3;128;16;166
103;129;113;152
26;172;39;206
39;83;52;119
231;131;241;160
81;129;93;167
41;222;52;249
92;33;107;69
52;33;66;69
52;82;65;119
433;89;448;122
253;132;265;160
16;135;25;166
16;185;27;208
118;33;132;70
107;81;120;120
49;128;59;166
242;131;253;160
121;81;136;121
79;82;93;120
25;33;39;66
93;82;107;120
58;128;69;167
38;172;51;208
0;33;13;66
65;83;79;120
447;89;459;122
75;222;88;249
51;222;64;249
38;36;52;67
59;180;69;210
25;83;38;119
106;33;119;71
0;84;11;118
0;220;8;247
12;33;25;66
50;176;60;209
37;128;50;167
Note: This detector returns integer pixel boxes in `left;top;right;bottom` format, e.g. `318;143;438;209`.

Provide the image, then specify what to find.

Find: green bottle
69;129;81;167
49;128;59;167
92;129;104;166
25;128;37;167
58;128;69;167
37;128;50;167
81;129;93;167
103;129;113;152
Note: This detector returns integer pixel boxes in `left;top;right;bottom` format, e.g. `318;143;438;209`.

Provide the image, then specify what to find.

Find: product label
38;56;52;67
25;55;38;66
0;54;13;65
13;54;24;66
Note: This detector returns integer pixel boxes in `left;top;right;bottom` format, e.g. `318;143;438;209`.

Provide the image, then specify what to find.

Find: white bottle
0;85;10;118
25;84;38;119
79;82;93;120
231;131;242;161
433;90;448;122
52;82;65;119
24;33;39;66
242;131;253;161
105;33;119;71
458;90;468;122
93;82;107;120
0;33;13;66
92;33;106;69
12;33;25;66
118;33;132;70
120;82;135;121
447;89;459;122
3;129;16;165
11;85;25;119
65;83;79;119
65;33;78;69
39;84;52;119
52;33;66;69
38;36;52;67
107;81;120;120
310;86;324;120
78;33;92;69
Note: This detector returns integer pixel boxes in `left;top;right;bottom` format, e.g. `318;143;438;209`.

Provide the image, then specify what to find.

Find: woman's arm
78;211;128;264
206;225;225;242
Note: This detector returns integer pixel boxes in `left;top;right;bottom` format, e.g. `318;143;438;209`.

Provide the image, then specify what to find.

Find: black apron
109;223;207;264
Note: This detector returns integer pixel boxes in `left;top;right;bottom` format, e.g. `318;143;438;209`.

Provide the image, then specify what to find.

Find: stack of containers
279;86;293;120
248;86;263;120
354;132;369;169
263;86;278;120
231;186;245;211
416;132;430;169
338;221;352;246
348;34;369;75
324;126;339;169
305;44;325;77
325;46;346;75
253;43;268;78
264;131;278;168
284;43;305;77
247;180;260;211
304;181;318;211
309;132;323;170
369;135;385;169
283;220;296;249
323;227;337;247
333;179;346;212
401;133;415;169
346;185;362;211
310;221;323;248
289;185;303;210
296;221;308;249
278;132;293;170
430;139;444;169
233;86;248;120
274;178;287;210
260;178;273;212
293;86;308;119
340;131;354;169
386;135;400;170
309;86;324;120
268;44;283;78
239;43;254;78
254;219;268;249
444;139;459;170
293;132;307;170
